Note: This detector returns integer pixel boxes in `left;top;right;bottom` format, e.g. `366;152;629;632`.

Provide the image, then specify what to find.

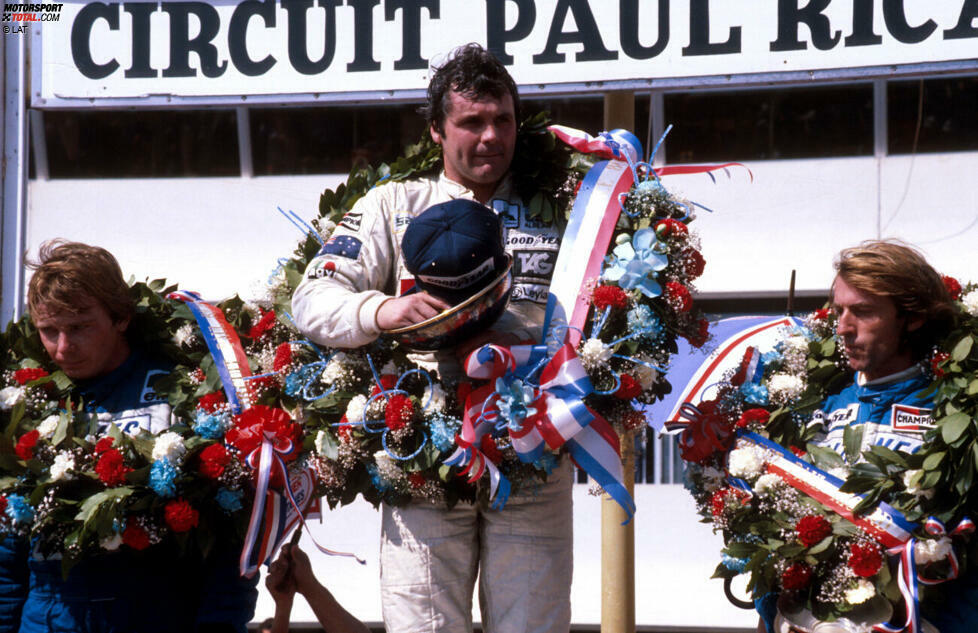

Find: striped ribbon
448;343;635;520
168;290;253;413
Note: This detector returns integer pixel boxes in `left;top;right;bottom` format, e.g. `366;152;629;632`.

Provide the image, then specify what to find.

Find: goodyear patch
317;235;363;260
891;405;934;433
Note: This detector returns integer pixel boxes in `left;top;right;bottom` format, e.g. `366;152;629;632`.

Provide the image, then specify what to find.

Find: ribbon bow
446;343;635;520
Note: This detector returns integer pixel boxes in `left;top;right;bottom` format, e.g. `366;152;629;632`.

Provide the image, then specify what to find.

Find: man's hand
377;293;451;330
266;551;297;606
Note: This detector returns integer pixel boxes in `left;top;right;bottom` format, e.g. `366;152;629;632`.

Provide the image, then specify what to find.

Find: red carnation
931;351;950;378
710;487;750;519
942;275;962;300
684;317;710;348
385;394;414;432
95;449;132;487
336;417;353;443
849;542;883;578
197;391;226;413
613;374;643;400
246;374;278;400
227;405;301;460
272;343;294;373
247;309;277;340
93;436;115;455
13;368;49;385
796;515;832;548
665;282;693;313
812;308;830;321
736;408;770;428
123;522;151;550
198;443;231;480
681;249;706;279
781;562;813;590
371;375;398;397
164;498;199;532
592;285;629;311
14;430;40;461
408;472;427;490
0;497;7;514
655;218;688;238
480;435;503;464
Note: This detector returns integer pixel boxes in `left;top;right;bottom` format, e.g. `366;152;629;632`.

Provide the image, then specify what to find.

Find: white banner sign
28;0;978;106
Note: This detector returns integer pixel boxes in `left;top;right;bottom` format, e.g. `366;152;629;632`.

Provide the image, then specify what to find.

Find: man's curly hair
420;43;520;134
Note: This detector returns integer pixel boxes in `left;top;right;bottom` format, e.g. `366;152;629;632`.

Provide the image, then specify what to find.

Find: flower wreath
1;118;732;569
0;282;260;574
681;277;978;630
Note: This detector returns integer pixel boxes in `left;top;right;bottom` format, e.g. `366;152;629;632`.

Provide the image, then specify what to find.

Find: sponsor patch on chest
891;404;935;433
339;212;363;231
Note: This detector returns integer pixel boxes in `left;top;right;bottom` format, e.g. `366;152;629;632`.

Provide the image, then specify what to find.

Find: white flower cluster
727;445;766;481
630;358;659;390
172;323;198;348
902;469;935;500
422;384;447;413
766;373;805;405
37;414;61;439
49;451;75;481
579;338;612;370
915;536;952;565
844;578;875;605
962;289;978;317
0;386;25;411
344;395;369;424
152;432;186;463
779;334;810;374
321;352;360;390
753;473;785;496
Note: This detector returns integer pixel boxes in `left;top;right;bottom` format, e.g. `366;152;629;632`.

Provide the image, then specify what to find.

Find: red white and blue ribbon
167;290;253;414
239;426;365;577
739;432;918;548
448;343;635;520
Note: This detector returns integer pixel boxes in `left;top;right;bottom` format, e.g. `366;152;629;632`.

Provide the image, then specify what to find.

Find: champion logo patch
317;235;363;260
339;212;362;231
891;405;935;432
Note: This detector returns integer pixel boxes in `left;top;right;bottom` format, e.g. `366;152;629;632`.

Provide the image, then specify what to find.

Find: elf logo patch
339;212;362;231
891;405;934;432
141;370;168;403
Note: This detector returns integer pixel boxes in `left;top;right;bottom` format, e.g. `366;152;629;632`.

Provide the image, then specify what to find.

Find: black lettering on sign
770;0;840;52
71;2;119;79
229;0;277;77
347;0;381;72
386;0;438;70
620;0;669;59
883;0;936;44
124;2;157;77
485;0;535;64
161;1;227;78
532;0;617;64
683;0;741;56
844;0;881;47
284;0;341;75
945;0;978;40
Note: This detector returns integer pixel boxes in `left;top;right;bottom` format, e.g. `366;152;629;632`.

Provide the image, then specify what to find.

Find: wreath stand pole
600;91;637;633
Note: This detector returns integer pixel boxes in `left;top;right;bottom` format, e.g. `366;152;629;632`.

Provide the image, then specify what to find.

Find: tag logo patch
891;405;935;432
513;250;557;281
339;212;362;232
317;235;363;260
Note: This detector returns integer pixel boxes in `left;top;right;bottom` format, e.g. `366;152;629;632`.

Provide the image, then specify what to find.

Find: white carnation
754;473;784;495
579;338;612;370
0;386;25;411
314;430;331;456
172;323;197;348
37;414;61;439
727;446;765;481
767;373;805;403
632;361;659;390
422;384;447;413
151;432;186;463
345;395;368;424
380;361;398;376
784;335;809;354
322;352;351;384
962;289;978;317
915;537;953;565
844;579;875;605
100;532;124;551
902;469;935;500
50;451;75;481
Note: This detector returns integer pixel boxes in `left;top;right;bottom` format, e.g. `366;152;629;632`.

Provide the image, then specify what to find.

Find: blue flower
366;463;391;494
149;459;179;498
494;377;538;432
602;228;668;298
429;414;461;453
741;382;769;406
284;371;307;397
193;411;229;440
722;553;749;573
626;305;663;340
216;488;244;513
6;495;34;525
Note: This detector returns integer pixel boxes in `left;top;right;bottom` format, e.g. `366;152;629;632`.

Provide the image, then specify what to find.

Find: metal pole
601;91;636;633
1;31;29;326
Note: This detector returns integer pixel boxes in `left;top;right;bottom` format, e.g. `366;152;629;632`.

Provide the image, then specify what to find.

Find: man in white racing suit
291;45;572;633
